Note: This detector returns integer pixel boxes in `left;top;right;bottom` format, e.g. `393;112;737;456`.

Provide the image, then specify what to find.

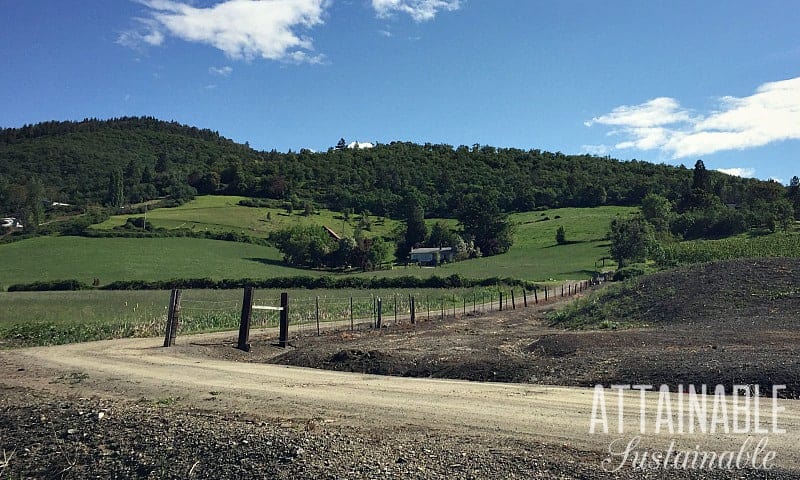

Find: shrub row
7;275;540;292
82;228;271;246
7;279;90;292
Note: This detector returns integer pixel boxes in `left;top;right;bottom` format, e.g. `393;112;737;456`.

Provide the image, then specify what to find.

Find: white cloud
209;65;233;76
378;29;393;37
716;167;755;178
581;144;610;156
120;0;328;63
586;77;800;159
371;0;461;22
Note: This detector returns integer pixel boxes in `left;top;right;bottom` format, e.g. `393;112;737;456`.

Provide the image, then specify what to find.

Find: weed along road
3;330;800;474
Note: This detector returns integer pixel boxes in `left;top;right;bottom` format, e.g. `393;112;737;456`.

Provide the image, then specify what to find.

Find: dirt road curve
4;330;800;474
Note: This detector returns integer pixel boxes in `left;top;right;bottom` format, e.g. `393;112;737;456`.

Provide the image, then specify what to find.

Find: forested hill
0;117;767;217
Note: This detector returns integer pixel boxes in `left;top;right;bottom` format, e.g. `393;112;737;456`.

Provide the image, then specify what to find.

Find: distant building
1;217;23;229
348;141;374;150
409;247;454;265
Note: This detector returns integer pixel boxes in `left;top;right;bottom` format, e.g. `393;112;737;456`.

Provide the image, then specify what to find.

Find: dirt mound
326;349;398;375
554;257;800;329
526;334;581;357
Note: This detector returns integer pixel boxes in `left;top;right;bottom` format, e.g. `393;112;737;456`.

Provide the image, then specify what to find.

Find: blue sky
1;1;799;183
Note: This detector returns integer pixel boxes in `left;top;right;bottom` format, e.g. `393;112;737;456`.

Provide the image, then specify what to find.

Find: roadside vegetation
0;286;516;347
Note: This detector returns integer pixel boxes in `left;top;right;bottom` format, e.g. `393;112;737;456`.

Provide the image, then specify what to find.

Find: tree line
2;117;797;248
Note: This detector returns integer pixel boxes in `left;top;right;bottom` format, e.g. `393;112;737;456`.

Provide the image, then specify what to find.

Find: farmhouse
409;247;454;265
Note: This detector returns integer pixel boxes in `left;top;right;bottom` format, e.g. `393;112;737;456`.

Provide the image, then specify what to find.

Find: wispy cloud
371;0;461;22
716;167;755;178
119;0;328;63
378;29;393;37
581;144;610;156
209;65;233;76
585;77;800;159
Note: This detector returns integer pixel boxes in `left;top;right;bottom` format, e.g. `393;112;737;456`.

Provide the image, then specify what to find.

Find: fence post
427;296;430;321
533;287;538;304
279;292;289;348
394;294;398;324
545;287;548;301
561;284;564;297
523;289;527;308
315;296;320;336
163;289;182;347
163;289;175;347
499;291;503;312
410;296;416;324
473;293;476;313
238;287;254;352
376;298;382;329
511;290;516;310
463;298;466;316
440;300;444;320
350;297;354;331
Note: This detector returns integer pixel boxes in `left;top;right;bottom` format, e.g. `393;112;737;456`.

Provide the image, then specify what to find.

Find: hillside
0;117;770;219
0;201;635;287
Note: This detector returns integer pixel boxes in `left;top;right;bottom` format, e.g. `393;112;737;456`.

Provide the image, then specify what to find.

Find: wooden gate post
278;292;289;348
533;287;538;304
237;286;254;352
511;290;516;310
410;296;416;324
376;298;382;329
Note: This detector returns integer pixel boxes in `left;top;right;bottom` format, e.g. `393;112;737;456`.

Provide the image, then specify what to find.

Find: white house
409;247;454;265
348;141;374;149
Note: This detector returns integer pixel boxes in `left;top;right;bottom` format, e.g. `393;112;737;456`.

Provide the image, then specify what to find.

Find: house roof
410;247;453;254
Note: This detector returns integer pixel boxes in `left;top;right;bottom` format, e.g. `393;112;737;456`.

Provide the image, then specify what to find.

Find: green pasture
91;195;401;239
0;204;636;288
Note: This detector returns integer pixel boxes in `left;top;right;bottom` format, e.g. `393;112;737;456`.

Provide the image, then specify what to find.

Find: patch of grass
662;230;800;265
91;195;401;239
547;281;663;330
0;236;307;287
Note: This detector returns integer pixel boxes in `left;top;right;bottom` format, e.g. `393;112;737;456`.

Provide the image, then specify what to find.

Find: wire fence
166;279;601;341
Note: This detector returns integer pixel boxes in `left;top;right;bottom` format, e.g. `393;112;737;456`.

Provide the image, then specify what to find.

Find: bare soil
217;258;800;396
2;258;800;478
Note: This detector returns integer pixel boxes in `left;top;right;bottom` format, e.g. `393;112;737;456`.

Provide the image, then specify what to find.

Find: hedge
6;275;540;292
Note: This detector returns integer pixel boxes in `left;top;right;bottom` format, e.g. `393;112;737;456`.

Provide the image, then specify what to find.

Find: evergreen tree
692;159;709;192
107;168;124;208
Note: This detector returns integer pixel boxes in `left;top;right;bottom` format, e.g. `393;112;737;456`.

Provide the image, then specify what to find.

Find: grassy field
662;228;800;265
0;236;301;287
91;195;401;239
0;202;635;288
0;286;512;347
373;207;634;281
